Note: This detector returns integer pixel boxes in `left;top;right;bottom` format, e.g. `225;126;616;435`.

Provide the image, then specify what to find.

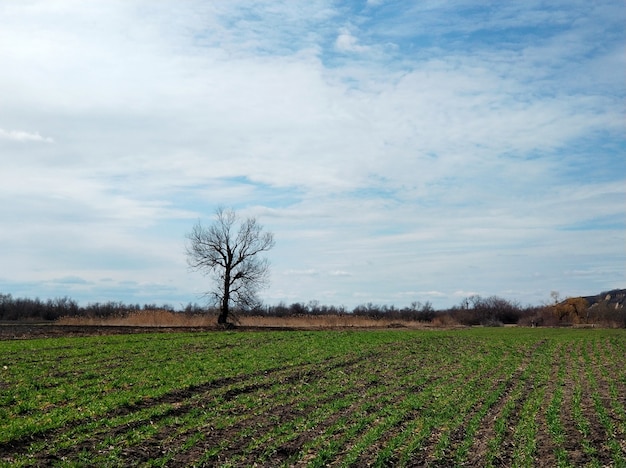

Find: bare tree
186;207;275;325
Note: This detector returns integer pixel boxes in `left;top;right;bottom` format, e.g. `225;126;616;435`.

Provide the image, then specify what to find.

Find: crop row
1;328;625;466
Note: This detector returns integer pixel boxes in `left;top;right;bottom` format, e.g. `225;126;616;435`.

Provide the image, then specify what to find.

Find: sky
1;0;624;310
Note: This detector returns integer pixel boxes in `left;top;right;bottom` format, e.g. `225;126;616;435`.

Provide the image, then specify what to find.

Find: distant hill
582;288;626;309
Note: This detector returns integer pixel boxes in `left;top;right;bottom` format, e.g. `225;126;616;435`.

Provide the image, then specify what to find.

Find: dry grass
430;313;461;327
57;310;214;327
237;314;437;329
56;311;453;329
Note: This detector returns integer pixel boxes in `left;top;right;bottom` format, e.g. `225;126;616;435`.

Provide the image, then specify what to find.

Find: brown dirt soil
0;323;219;340
559;344;592;466
0;320;452;341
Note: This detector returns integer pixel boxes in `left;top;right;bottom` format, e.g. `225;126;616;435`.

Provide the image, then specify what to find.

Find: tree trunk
219;265;231;324
217;309;228;324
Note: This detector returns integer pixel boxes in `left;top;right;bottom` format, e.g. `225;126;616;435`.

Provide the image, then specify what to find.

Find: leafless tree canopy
186;208;275;324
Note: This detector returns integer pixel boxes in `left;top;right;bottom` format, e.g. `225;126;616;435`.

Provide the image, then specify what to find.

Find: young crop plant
545;346;570;466
1;328;625;466
582;337;626;466
510;368;548;465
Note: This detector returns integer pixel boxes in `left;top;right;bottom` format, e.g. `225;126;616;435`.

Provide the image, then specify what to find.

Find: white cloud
335;27;371;53
453;291;480;299
0;128;53;143
329;270;352;277
283;269;319;277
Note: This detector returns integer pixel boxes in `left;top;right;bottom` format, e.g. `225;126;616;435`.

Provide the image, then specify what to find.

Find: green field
1;328;625;467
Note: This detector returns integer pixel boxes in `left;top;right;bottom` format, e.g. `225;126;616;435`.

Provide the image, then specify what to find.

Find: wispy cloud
329;270;352;277
0;128;53;143
0;0;623;309
283;269;319;277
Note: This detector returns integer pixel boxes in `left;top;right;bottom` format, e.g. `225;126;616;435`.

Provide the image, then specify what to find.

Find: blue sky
1;0;624;309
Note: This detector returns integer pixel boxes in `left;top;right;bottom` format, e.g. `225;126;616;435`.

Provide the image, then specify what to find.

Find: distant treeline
1;292;624;327
0;294;205;322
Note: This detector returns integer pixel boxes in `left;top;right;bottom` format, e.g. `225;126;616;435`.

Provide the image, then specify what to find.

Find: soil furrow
2;330;624;467
109;355;377;466
531;342;564;467
461;338;548;466
559;340;592;467
355;360;508;467
0;354;371;461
